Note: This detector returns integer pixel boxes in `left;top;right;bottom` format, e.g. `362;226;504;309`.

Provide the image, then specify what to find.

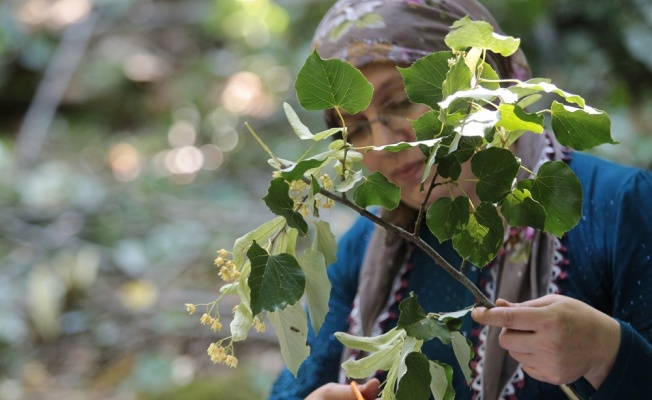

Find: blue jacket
269;152;652;399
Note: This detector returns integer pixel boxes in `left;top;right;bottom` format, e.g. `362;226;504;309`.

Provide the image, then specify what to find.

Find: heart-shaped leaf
247;241;305;316
471;147;520;203
551;101;617;151
526;161;583;236
295;50;373;114
426;196;470;243
353;172;401;210
452;203;504;267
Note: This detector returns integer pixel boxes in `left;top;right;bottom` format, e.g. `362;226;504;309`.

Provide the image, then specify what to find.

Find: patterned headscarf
310;1;565;399
312;0;530;80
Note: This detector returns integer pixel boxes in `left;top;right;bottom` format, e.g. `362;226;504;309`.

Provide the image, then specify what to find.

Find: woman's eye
388;99;412;113
347;123;366;138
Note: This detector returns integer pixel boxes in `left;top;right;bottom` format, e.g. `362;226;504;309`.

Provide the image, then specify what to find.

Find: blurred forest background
0;0;650;399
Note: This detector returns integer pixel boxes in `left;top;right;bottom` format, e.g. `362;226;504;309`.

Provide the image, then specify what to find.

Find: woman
269;1;652;399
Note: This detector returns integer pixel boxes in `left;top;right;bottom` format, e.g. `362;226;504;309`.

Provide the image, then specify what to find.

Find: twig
413;169;440;236
315;184;494;308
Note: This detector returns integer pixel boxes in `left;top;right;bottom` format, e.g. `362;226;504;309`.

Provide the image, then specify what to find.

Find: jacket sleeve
589;168;652;399
267;217;373;400
578;170;652;400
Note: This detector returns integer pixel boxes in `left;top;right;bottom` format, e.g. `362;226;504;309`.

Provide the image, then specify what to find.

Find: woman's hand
305;378;381;400
471;294;621;389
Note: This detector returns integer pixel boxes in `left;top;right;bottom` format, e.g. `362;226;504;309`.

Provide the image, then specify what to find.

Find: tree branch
316;184;495;308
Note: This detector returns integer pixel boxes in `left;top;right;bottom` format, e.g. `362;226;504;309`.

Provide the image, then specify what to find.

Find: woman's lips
392;160;425;184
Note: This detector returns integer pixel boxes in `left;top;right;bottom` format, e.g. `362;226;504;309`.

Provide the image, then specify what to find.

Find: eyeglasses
344;95;426;146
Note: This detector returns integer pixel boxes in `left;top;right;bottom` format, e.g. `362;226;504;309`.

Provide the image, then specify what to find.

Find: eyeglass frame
341;94;428;146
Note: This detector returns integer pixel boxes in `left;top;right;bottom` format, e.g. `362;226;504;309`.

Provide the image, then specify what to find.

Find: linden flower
185;303;196;315
211;320;223;332
218;249;228;258
315;195;335;210
225;355;238;368
319;174;333;190
254;318;266;333
207;342;227;364
200;313;212;325
218;261;240;282
207;342;238;367
214;257;225;267
289;180;308;192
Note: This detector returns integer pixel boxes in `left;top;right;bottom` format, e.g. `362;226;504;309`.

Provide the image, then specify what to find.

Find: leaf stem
414;170;440;236
245;122;283;167
333;107;350;182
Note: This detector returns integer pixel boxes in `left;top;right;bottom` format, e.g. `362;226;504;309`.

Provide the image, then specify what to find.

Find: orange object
350;381;365;400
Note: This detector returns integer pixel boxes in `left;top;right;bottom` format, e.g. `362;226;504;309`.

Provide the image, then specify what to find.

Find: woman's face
341;62;477;210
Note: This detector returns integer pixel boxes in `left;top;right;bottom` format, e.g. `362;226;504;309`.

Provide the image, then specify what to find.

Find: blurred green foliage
0;0;649;398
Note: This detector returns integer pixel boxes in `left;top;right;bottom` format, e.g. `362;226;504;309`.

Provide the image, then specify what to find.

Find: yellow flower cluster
207;341;238;367
199;312;223;332
215;250;240;282
319;174;333;190
316;174;335;209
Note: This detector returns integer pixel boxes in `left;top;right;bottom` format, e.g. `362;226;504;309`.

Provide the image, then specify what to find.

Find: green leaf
452;136;482;164
275;227;299;256
299;248;330;334
230;303;254;342
335;169;364;192
499;188;546;229
284;102;314;140
527;161;583;237
267;302;311;377
451;331;474;385
313;127;344;141
232;217;286;270
436;154;461;180
341;336;402;379
295;50;373;114
452;203;504;267
397;294;426;326
309;175;320;217
479;61;500;90
353;172;401;210
247;241;306;315
456;109;500;138
426;196;470;242
471;147;520;203
550;101;617;151
263;178;309;236
442;58;472;99
397;295;453;343
312;220;337;266
368;138;443;153
280;159;326;182
412;110;453;141
396;352;431;400
445;16;520;56
496;104;544;133
512;80;584;107
398;51;453;108
429;361;455;400
335;327;405;353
